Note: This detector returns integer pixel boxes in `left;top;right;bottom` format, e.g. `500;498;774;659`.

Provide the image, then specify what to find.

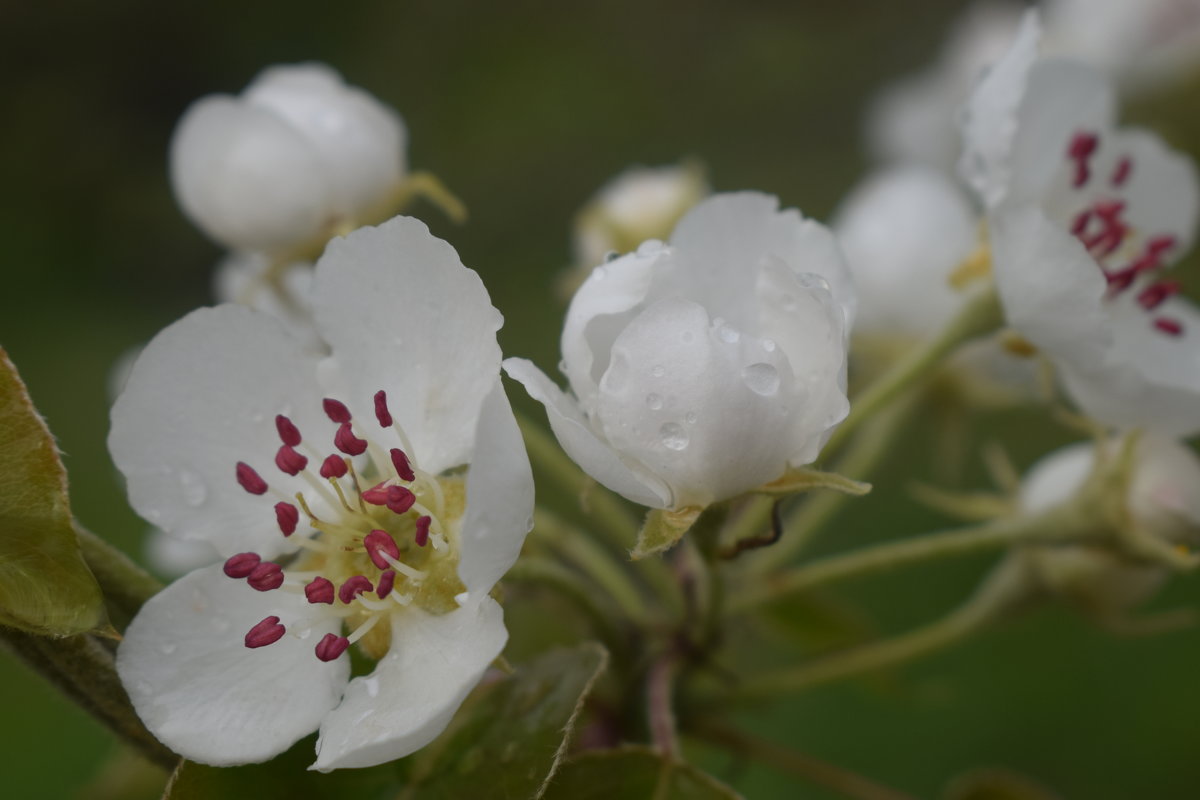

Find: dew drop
659;422;690;451
685;412;698;424
762;338;777;352
742;363;780;396
604;250;620;263
651;364;665;378
159;642;177;656
717;324;740;344
178;469;207;507
796;273;830;292
365;676;381;698
646;393;663;410
636;239;664;257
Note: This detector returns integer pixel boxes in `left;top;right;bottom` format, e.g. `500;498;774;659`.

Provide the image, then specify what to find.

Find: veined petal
117;565;348;766
312;217;503;474
457;380;534;597
312;596;506;771
109;305;330;559
502;358;670;508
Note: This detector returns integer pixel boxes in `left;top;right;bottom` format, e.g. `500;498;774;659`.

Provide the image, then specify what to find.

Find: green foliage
633;508;702;560
755;467;872;498
541;746;743;800
944;768;1063;800
0;348;105;636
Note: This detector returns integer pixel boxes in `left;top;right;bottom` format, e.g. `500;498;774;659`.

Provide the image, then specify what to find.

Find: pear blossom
171;63;407;255
959;12;1200;434
213;252;324;352
1019;434;1200;612
110;217;533;770
506;192;854;511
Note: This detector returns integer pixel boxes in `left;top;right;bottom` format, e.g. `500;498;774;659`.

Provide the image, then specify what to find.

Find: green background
2;0;1199;797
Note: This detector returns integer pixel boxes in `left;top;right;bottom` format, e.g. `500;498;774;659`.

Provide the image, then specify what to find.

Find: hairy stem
75;526;162;631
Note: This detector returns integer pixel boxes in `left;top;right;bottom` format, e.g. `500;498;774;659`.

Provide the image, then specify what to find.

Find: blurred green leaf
412;642;609;800
944;767;1063;800
758;588;875;654
541;745;743;799
163;736;403;800
0;347;105;636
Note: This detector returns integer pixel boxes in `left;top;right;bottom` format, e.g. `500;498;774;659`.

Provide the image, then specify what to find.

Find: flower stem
647;655;680;758
75;526;162;631
726;556;1033;700
0;625;177;770
822;286;1002;459
687;720;917;800
729;501;1092;615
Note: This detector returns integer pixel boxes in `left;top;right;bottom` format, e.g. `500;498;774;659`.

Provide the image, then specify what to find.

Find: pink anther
1111;156;1132;187
364;529;401;570
248;562;284;592
236;462;268;495
415;515;431;547
305;576;335;605
274;501;299;536
335;423;368;456
1137;281;1181;311
322;398;352;424
1155;317;1184;336
385;486;416;515
223;552;261;578
320;454;348;479
1067;131;1099;188
244;616;285;649
275;445;308;476
390;448;416;482
275;415;302;447
315;633;350;662
376;570;396;598
338;575;374;604
362;483;390;505
374;390;393;428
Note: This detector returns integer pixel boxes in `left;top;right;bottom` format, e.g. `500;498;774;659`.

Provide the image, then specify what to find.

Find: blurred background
2;0;1199;797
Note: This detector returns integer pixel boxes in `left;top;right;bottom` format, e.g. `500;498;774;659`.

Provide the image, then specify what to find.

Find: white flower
572;162;710;269
959;12;1200;434
171;63;407;255
506;192;854;511
213;252;323;352
110;217;533;771
1019;434;1200;611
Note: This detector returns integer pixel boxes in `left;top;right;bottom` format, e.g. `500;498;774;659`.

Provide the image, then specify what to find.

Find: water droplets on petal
659;422;689;451
742;363;780;397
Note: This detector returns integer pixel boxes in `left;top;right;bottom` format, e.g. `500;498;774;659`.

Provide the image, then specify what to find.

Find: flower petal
457;380;534;597
117;565;348;766
311;596;506;771
312;217;503;474
109;305;330;559
503;358;670;508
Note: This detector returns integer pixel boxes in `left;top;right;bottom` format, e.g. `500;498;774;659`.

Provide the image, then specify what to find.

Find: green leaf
943;768;1063;800
163;736;404;800
755;467;871;498
412;642;609;799
758;588;875;654
0;347;105;636
541;746;743;800
632;507;702;560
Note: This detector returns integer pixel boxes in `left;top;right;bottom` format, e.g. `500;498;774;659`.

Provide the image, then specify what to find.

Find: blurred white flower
213;252;323;352
507;192;854;511
960;12;1200;434
171;63;407;255
111;217;532;770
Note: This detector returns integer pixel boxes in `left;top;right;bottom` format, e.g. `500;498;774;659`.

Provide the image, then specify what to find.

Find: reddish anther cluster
1067;131;1098;188
315;632;350;662
245;616;286;649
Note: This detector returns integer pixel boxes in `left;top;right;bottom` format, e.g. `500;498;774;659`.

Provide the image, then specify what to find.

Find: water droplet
178;469;207;507
742;363;780;396
762;338;777;352
557;359;568;375
685;412;697;424
646;393;663;410
796;273;830;292
659;422;689;451
604;250;620;263
365;676;381;698
636;239;664;257
717;325;740;344
593;266;607;281
159;642;177;655
651;364;665;378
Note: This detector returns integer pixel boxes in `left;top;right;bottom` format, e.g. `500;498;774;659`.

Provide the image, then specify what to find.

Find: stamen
314;633;350;662
362;483;390;505
376;570;396;598
245;616;286;649
338;575;374;604
364;529;401;570
236;462;268;495
385;485;416;515
334;423;368;456
415;515;431;547
374;390;393;427
274;501;299;536
1137;281;1181;311
1081;200;1128;257
275;415;302;447
320;454;349;479
345;613;384;644
274;445;309;476
1111;156;1132;187
390;448;416;482
1067;131;1098;188
1155;317;1184;336
305;577;335;604
1107;235;1177;293
223;552;261;578
247;561;284;592
323;398;352;424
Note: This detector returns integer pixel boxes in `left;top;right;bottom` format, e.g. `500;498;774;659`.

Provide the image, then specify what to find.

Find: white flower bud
170;63;406;254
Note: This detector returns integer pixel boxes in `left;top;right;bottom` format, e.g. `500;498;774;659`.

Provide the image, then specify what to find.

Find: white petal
144;528;221;578
213;253;324;353
169;96;332;252
833;166;977;337
312;597;506;771
502;358;670;508
1100;129;1199;253
594;298;804;508
244;63;406;220
312;217;503;474
116;566;348;766
457;381;534;596
1018;441;1094;513
989;206;1111;371
109;305;331;559
667;192;856;331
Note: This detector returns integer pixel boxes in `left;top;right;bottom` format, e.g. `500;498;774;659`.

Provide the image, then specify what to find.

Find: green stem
727;557;1033;700
76;526;162;631
504;557;629;657
0;626;177;769
822;287;1002;458
730;501;1092;615
688;720;916;800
